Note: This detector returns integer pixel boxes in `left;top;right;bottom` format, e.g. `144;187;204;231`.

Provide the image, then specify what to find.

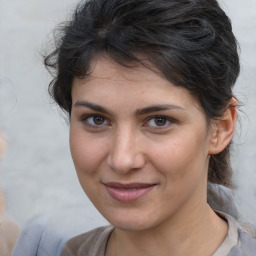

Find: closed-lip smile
103;182;156;202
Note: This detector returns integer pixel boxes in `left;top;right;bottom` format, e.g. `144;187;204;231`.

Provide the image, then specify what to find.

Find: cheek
69;128;106;176
150;134;209;179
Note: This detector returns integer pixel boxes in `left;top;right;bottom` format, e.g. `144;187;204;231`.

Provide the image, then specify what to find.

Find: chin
104;210;159;232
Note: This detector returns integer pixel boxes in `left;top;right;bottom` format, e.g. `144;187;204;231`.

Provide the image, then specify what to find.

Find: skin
70;57;236;256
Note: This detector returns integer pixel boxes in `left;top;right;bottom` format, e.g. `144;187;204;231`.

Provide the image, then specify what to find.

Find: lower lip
105;185;155;203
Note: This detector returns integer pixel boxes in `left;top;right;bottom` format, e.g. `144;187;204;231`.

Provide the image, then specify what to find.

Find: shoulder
11;214;71;256
215;211;256;256
60;226;114;256
230;220;256;255
12;209;103;256
11;214;50;256
0;213;20;255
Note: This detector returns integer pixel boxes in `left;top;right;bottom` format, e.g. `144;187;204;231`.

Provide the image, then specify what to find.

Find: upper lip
103;182;156;189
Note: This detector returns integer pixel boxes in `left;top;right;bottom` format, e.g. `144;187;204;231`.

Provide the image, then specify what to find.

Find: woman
13;0;256;255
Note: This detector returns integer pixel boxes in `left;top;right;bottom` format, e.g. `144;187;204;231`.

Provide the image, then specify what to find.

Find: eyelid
80;112;107;120
79;113;177;130
143;115;176;128
80;113;110;128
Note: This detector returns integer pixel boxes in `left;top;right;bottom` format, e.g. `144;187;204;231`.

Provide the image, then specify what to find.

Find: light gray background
0;0;255;227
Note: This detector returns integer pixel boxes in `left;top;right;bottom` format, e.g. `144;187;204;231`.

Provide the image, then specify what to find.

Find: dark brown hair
44;0;240;193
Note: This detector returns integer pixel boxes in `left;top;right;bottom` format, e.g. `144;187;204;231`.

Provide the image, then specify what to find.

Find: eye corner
79;113;110;130
143;115;176;130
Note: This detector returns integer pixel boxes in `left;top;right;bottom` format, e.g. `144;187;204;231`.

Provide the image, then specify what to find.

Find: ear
208;98;237;155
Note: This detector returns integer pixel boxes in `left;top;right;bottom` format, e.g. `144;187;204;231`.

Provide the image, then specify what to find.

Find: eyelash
80;114;109;129
80;114;176;130
144;116;175;129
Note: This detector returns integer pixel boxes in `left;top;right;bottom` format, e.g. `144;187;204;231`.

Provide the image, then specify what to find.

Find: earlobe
208;98;237;155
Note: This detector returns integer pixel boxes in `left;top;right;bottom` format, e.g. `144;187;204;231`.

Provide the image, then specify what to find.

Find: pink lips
104;182;155;202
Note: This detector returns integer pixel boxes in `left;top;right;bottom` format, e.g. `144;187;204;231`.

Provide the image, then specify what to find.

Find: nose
107;128;146;174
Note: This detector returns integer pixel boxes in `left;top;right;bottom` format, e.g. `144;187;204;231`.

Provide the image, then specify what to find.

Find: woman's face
70;57;214;231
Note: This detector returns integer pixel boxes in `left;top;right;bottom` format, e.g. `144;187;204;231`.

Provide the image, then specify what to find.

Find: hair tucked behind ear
44;0;240;207
209;146;233;186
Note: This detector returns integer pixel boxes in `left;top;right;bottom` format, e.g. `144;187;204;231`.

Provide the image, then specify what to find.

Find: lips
104;182;155;202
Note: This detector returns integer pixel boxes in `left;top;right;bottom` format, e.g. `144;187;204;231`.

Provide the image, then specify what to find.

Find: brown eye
82;115;108;127
93;116;105;125
145;116;173;129
154;117;167;126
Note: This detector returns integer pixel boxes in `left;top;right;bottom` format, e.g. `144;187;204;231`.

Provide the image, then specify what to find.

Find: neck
106;203;228;256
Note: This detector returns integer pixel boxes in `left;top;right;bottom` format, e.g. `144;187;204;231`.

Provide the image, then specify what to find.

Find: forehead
87;56;164;84
72;56;203;112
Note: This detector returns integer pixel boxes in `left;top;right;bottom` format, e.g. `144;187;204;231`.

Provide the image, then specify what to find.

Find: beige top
213;211;255;255
60;212;256;256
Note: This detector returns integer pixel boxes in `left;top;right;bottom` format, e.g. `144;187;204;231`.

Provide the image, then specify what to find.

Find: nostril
107;153;134;173
107;150;145;173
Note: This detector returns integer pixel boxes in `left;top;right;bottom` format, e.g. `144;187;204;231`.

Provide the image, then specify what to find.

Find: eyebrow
74;101;184;115
135;104;185;115
74;101;113;115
